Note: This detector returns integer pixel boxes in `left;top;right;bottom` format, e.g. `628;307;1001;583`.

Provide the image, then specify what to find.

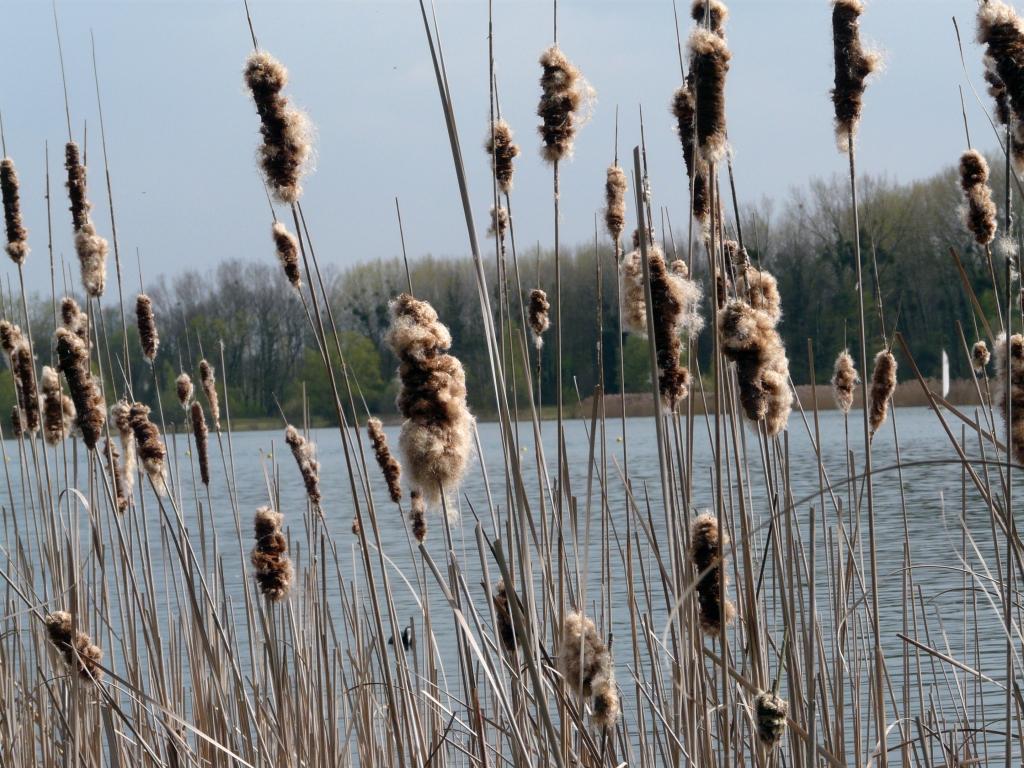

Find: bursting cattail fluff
191;402;210;486
44;611;103;681
692;0;729;36
61;297;89;346
528;288;551;350
199;359;220;431
1;321;39;434
604;164;627;242
272;221;302;289
959;150;998;246
488;205;508;239
1;158;29;264
251;506;293;601
558;611;619;727
537;46;593;163
717;268;792;434
285;425;321;507
244;51;311;204
41;365;75;445
56;328;105;449
409;489;427;542
687;28;731;163
648;244;696;407
868;349;897;437
671;83;711;226
110;401;136;503
176;373;193;408
492;580;517;653
973;340;991;373
831;0;880;151
754;691;789;749
130;403;167;495
386;293;474;505
10;406;22;438
689;512;736;634
367;417;402;504
64;142;109;297
619;248;647;334
104;438;128;513
978;2;1024;170
996;333;1024;463
135;293;159;361
831;349;859;414
485;119;520;193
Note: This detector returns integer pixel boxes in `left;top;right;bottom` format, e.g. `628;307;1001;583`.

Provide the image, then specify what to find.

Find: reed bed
0;1;1022;767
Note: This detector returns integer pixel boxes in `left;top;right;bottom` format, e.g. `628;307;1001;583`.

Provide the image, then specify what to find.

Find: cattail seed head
558;611;612;699
386;293;474;505
537;45;593;163
604;164;627;243
688;29;731;163
979;3;1024;169
135;293;159;361
619;249;648;335
409;489;427;542
6;333;39;433
65;142;90;232
271;221;302;288
56;327;105;449
831;0;880;151
488;205;509;239
110;400;136;502
75;223;109;298
648;245;696;408
176;372;193;408
973;340;991;373
10;406;23;438
868;348;896;437
44;611;103;681
60;297;88;344
130;402;167;494
959;150;998;246
996;333;1024;462
528;288;551;350
199;359;220;431
754;690;789;748
367;417;402;504
244;51;312;204
492;579;517;653
251;506;293;601
831;349;859;414
485;119;520;193
691;0;729;36
41;365;75;445
190;402;210;486
104;438;129;513
1;158;29;264
285;424;322;507
689;512;735;634
671;83;711;226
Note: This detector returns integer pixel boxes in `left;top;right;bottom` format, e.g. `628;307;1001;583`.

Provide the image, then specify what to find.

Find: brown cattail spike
65;142;89;232
558;611;620;727
272;221;302;288
285;425;322;507
130;402;167;494
367;417;402;504
244;51;311;204
648;244;703;408
10;406;23;438
41;365;75;445
528;288;551;350
689;512;736;634
199;359;220;430
191;402;210;486
44;611;103;681
868;349;897;437
831;0;880;151
251;506;293;601
104;438;128;512
492;580;517;653
488;205;509;239
831;349;859;414
176;372;194;408
110;400;136;502
671;83;711;226
996;333;1024;462
688;29;731;163
619;249;647;335
409;489;427;542
64;142;108;297
386;293;474;505
2;324;39;434
959;150;998;246
979;3;1024;170
691;0;729;36
973;340;991;373
1;158;29;264
486;119;520;193
754;691;789;748
537;46;592;163
604;165;627;242
56;328;105;449
135;293;159;361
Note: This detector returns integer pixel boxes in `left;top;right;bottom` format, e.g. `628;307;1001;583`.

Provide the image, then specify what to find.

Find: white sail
942;349;950;398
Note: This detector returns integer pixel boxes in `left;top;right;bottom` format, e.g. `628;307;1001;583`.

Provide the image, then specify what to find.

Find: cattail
285;424;321;507
409;489;426;542
56;328;105;449
867;349;896;437
244;51;311;204
65;142;109;297
689;512;735;634
191;402;210;486
60;297;89;346
831;350;859;414
973;340;991;373
671;83;711;226
110;400;137;502
488;205;509;239
619;249;648;334
485;119;520;193
996;333;1024;462
692;0;729;36
1;158;29;264
649;245;693;407
44;611;103;681
251;506;293;602
1;323;40;434
604;164;627;242
199;359;220;430
386;293;474;505
176;373;193;408
558;611;612;698
104;438;128;512
754;690;789;748
592;682;621;729
537;46;592;163
135;293;159;361
367;417;402;504
718;268;791;434
10;406;23;438
351;516;362;536
979;3;1024;160
492;579;517;653
959;150;998;246
688;28;731;163
528;288;551;350
831;0;880;151
271;221;302;288
129;402;167;495
41;365;75;445
65;142;89;231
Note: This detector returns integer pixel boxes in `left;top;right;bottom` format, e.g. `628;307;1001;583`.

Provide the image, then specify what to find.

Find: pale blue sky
0;0;1001;294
